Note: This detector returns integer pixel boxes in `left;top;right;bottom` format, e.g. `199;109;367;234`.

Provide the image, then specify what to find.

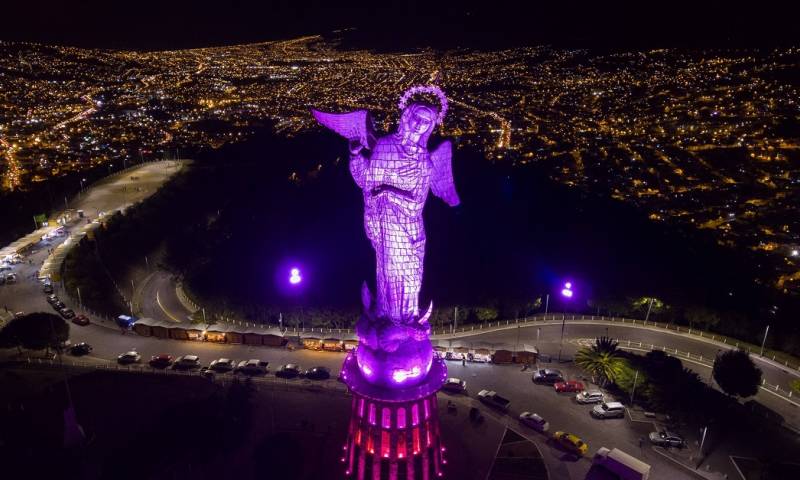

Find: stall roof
133;317;177;329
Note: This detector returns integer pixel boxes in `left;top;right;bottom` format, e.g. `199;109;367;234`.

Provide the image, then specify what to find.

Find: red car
71;314;90;326
149;354;174;368
554;381;585;393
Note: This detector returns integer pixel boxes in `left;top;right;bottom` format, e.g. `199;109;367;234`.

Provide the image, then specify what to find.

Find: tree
575;349;627;387
643;350;701;413
474;307;498;323
593;336;619;355
790;379;800;395
575;336;625;386
0;312;69;353
685;306;721;331
630;297;667;318
713;349;762;398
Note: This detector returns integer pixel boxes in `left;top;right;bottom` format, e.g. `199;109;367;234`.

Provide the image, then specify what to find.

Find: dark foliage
713;349;762;399
0;312;69;352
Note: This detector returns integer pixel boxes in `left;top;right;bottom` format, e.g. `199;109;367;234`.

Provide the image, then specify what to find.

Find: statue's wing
310;109;376;150
430;140;460;206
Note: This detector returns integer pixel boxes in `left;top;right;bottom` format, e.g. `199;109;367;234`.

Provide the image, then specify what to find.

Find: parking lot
14;324;697;480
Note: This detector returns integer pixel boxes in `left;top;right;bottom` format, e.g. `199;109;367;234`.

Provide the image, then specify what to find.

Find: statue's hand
349;139;364;155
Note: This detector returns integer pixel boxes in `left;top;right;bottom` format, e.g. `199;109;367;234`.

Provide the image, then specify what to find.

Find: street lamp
289;267;302;285
557;281;574;362
288;267;304;329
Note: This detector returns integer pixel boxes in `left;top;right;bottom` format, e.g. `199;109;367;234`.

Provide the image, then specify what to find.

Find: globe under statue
312;85;458;478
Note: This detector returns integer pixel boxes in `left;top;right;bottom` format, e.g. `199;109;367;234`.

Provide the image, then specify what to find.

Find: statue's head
396;85;449;151
398;103;438;148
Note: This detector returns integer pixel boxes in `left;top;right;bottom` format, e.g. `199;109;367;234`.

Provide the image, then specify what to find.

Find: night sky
3;0;797;50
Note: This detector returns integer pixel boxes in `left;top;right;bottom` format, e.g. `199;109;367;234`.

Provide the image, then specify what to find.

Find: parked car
210;358;237;373
576;390;605;404
234;359;268;375
43;284;54;294
200;367;215;380
304;366;331;380
477;390;511;412
52;301;65;310
59;307;76;319
441;377;467;394
46;295;60;305
71;314;90;326
69;342;92;356
553;431;589;455
117;351;141;364
5;273;17;284
592;401;626;419
173;355;201;370
276;364;302;378
533;368;564;384
554;380;585;393
648;431;685;448
519;412;549;432
149;354;174;368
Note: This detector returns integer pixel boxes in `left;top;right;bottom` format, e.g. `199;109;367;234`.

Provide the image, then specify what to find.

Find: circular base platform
341;351;448;404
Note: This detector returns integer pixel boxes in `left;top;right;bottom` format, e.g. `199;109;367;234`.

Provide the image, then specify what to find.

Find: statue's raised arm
310;109;377;152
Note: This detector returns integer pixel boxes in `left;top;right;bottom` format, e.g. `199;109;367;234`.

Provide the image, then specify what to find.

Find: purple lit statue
312;85;459;387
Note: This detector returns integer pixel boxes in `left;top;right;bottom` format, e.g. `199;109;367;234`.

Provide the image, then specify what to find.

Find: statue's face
400;104;436;148
409;107;434;136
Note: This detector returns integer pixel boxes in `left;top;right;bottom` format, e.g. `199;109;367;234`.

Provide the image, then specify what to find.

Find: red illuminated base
342;390;446;480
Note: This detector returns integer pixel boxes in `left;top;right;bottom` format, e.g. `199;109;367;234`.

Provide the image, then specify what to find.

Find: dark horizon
3;1;798;51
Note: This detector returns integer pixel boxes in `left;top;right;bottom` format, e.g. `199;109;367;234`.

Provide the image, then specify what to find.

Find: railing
429;314;800;373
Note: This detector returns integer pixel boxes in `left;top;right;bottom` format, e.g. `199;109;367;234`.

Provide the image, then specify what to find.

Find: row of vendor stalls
299;336;358;352
131;318;539;363
432;340;539;364
132;318;288;347
132;318;359;350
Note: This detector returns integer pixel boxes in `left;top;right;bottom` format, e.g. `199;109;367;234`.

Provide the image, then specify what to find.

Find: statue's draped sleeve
350;151;368;189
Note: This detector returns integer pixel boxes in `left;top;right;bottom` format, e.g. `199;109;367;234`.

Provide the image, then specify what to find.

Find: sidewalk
652;446;730;480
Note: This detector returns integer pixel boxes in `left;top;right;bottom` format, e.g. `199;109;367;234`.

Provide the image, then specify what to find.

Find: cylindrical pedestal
341;352;448;479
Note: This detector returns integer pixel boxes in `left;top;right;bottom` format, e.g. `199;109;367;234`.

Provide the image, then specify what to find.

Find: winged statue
311;85;459;387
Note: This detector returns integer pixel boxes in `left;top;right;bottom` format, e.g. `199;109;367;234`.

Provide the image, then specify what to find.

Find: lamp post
544;294;549;315
557;281;574;362
644;297;655;322
760;325;770;356
288;267;303;329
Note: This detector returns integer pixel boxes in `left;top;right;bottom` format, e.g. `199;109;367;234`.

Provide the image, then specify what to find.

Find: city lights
0;37;798;296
